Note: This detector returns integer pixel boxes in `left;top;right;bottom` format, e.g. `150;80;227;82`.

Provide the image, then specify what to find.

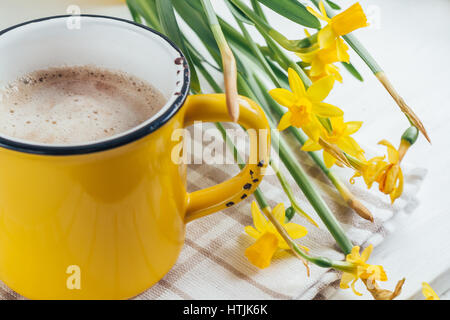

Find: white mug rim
0;14;191;156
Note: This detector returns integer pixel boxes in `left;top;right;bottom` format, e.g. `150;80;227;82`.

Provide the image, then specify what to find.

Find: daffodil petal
301;139;323;152
336;38;350;63
251;201;267;232
348;246;361;261
361;244;373;262
379;140;399;164
390;167;404;204
344;121;363;135
303;121;321;142
340;272;355;289
338;137;364;156
284;223;308;239
318;25;336;49
323;151;336;168
277;112;292;131
422;282;440;300
306;5;329;22
307;75;335;102
300;245;310;252
350;279;363;296
296;50;316;64
272;203;285;224
319;0;328;18
288;68;306;97
244;226;260;239
310;57;326;77
312;102;344;117
269;88;296;107
326;64;343;83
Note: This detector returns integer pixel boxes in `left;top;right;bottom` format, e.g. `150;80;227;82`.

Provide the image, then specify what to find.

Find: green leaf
341;61;364;82
155;0;200;92
126;0;143;24
325;0;341;10
266;58;289;88
224;0;254;25
172;0;221;62
255;0;320;29
318;117;333;133
132;0;162;31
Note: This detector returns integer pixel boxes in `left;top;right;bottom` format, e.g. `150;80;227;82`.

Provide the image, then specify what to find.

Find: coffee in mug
0;66;166;145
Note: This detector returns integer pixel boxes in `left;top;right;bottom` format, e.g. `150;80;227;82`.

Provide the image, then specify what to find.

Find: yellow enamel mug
0;15;271;299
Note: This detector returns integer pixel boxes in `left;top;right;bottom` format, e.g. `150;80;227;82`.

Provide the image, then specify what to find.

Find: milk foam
0;66;166;145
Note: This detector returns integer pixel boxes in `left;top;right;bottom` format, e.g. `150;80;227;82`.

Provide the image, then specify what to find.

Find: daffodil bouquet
126;0;429;300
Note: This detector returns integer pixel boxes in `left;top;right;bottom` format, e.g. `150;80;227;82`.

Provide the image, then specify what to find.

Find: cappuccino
0;66;166;145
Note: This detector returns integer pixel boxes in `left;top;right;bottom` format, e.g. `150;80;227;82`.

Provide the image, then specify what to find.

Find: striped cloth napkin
135;123;426;300
0;123;426;300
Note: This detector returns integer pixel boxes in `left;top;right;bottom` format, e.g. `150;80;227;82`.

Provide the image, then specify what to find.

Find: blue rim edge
0;14;191;156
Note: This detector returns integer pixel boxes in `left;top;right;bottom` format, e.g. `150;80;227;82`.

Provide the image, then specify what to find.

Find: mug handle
183;94;271;222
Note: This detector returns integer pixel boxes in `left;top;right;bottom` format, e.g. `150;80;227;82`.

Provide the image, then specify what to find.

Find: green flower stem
270;160;319;227
129;0;162;32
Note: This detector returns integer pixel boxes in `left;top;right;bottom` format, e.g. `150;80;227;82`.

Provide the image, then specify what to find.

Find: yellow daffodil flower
422;282;440;300
307;2;369;61
374;140;404;203
297;46;344;83
270;68;343;141
245;202;308;269
351;139;408;203
350;154;387;188
340;245;387;296
301;117;364;168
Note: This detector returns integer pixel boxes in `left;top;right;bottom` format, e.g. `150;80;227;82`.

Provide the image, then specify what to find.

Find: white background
0;0;449;299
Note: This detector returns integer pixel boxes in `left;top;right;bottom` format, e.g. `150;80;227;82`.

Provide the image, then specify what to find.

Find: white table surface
0;0;448;300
